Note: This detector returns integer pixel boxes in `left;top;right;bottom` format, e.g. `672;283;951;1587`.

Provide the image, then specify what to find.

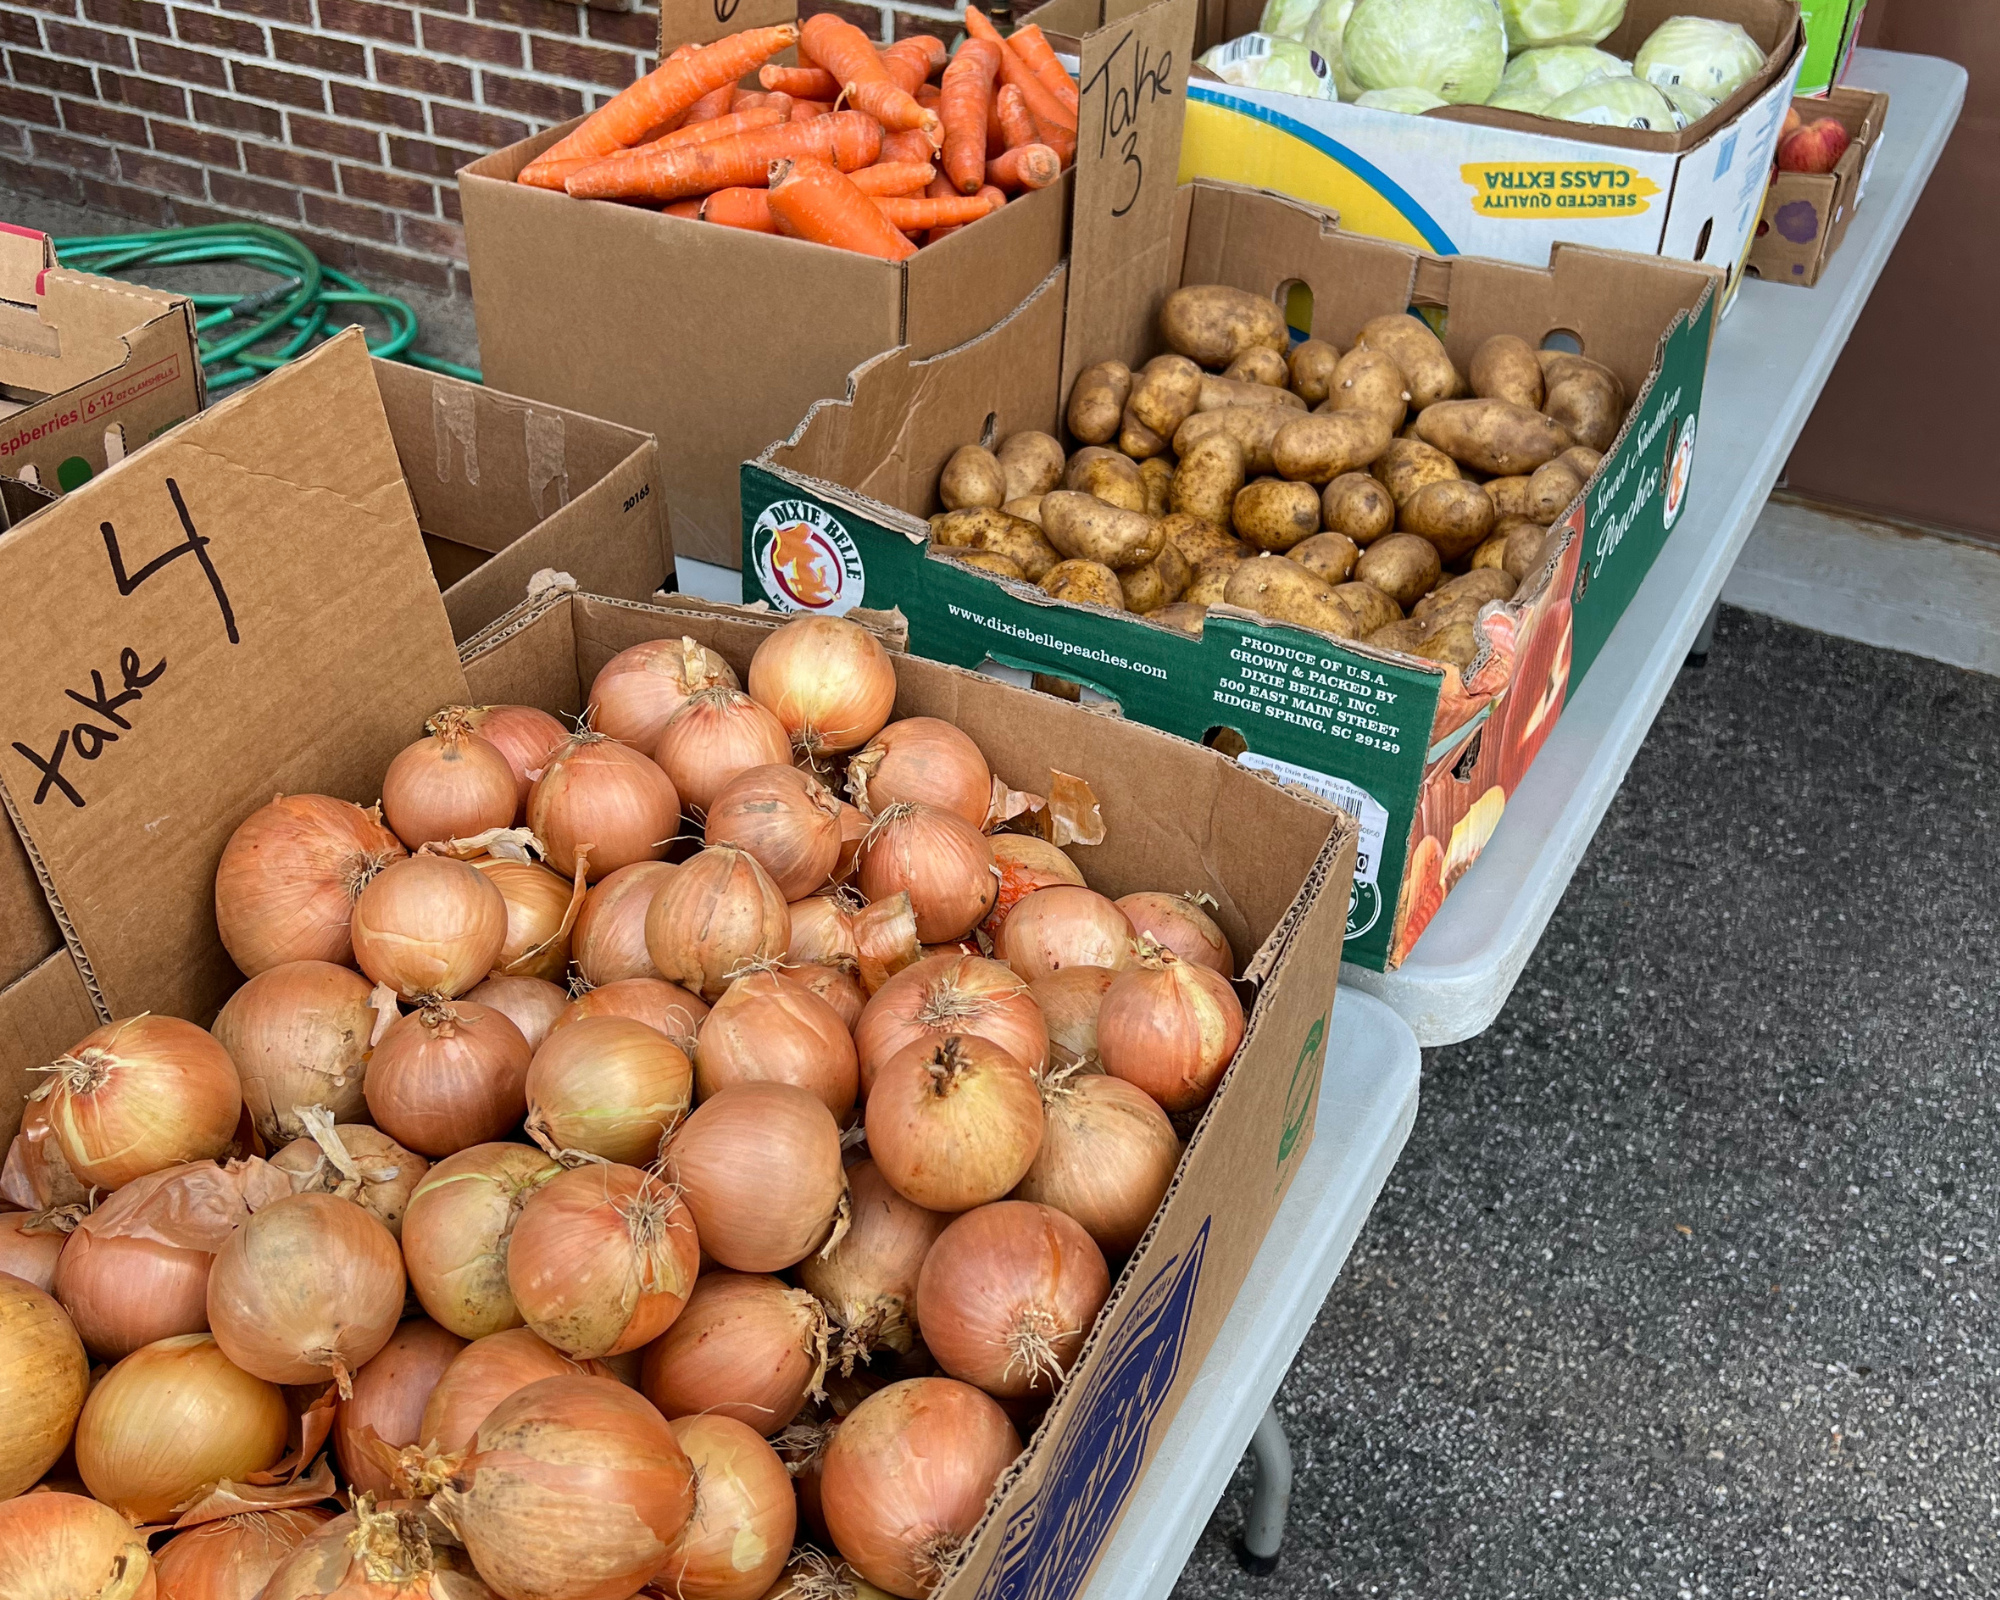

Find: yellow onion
589;636;737;750
797;1159;948;1369
402;1143;561;1339
694;970;857;1118
854;953;1047;1097
572;860;678;986
852;892;921;995
793;963;866;1031
36;1014;243;1192
419;1327;610;1456
787;890;861;969
261;1499;499;1600
747;615;898;758
1098;946;1246;1113
819;1377;1020;1598
0;1209;68;1291
0;1493;151;1600
0;1271;89;1498
334;1317;466;1500
206;1192;405;1393
76;1333;289;1522
982;834;1086;941
645;846;791;1002
663;1083;844;1272
655;687;794;821
832;800;868;884
776;1421;837;1546
271;1116;428;1239
215;794;406;976
211;960;376;1144
639;1271;829;1435
153;1507;331;1600
704;764;843;900
364;1000;531;1159
915;1201;1110;1400
555;976;710;1045
999;886;1134;985
765;1552;899;1600
654;1414;796;1600
1028;966;1117;1070
3;1099;90;1211
846;717;991;828
855;803;998;945
507;1164;699;1359
351;853;509;1000
1114;891;1235;977
381;709;518;850
465;703;572;822
865;1037;1042;1214
436;1375;696;1600
529;729;683;883
524;1016;692;1166
463;974;570;1052
1016;1071;1179;1256
473;857;578;982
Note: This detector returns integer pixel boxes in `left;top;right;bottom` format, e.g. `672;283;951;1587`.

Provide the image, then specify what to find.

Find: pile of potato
926;284;1628;672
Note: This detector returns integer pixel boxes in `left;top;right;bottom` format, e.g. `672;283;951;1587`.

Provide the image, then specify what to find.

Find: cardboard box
0;224;205;494
1798;0;1870;96
1168;0;1802;310
460;0;1198;571
742;180;1722;971
1747;85;1888;287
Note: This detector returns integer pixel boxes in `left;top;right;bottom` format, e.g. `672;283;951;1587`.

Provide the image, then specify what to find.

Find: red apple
1778;116;1852;175
1781;105;1804;141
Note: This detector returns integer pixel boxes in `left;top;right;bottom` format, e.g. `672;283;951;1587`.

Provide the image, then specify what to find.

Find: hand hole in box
1692;217;1714;261
1203;725;1248;759
103;422;126;466
1539;327;1583;355
1276;279;1312;343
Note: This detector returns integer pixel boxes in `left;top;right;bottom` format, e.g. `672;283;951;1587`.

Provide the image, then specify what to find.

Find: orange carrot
964;6;1075;134
644;104;789;154
915;82;941;109
684;83;737;126
851;160;936;196
567;111;884;201
664;198;704;217
962;7;1004;46
940;38;1000;195
731;90;794;113
878;127;936;164
522;23;799;188
883;37;941;94
800;13;940;141
893;34;948;79
761;64;840;98
790;97;833;121
1009;24;1079;116
928;181;1005;244
1029;106;1076;165
995;83;1036;150
701;187;776;231
874;193;1000;229
987;142;1060;192
632;42;704;142
768;155;917;261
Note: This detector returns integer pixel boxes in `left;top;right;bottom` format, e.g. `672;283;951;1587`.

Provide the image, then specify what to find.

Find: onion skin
211;960;375;1144
915;1201;1110;1399
865;1036;1044;1215
663;1083;845;1273
365;1000;532;1160
797;1159;949;1368
351;853;509;1001
819;1377;1021;1598
554;977;710;1045
655;688;793;821
4;1098;90;1211
466;703;571;822
335;1318;467;1499
1028;967;1117;1070
747;615;898;758
524;1016;692;1166
381;713;518;850
644;846;791;1002
270;1122;428;1239
507;1164;699;1359
261;1501;498;1600
590;637;738;751
856;803;998;945
0;1210;68;1291
0;1493;153;1600
847;718;991;828
530;730;683;883
693;970;858;1118
215;793;405;977
437;1374;696;1600
786;893;860;969
792;963;866;1031
76;1332;290;1522
0;1272;89;1499
402;1143;561;1340
1114;892;1235;977
39;1014;243;1192
832;800;868;884
420;1326;610;1456
704;764;843;901
981;834;1085;942
153;1507;329;1600
206;1192;405;1392
638;1271;828;1436
464;975;571;1053
573;861;679;986
53;1166;221;1360
654;1415;796;1600
1097;950;1246;1114
998;886;1135;986
854;953;1048;1098
474;858;578;982
1014;1072;1180;1256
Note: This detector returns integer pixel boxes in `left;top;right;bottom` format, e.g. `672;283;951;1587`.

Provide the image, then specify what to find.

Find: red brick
473;0;575;32
171;5;265;52
802;0;885;40
211;168;302;217
0;10;41;44
440;182;462;221
890;10;948;44
137;38;227;86
530;35;636;89
12;0;78;15
387;134;476;179
450;263;473;299
430;101;525;149
98;70;187;116
586;6;655;50
0;85;58;126
220;0;309;20
327;82;423;130
82;0;169;32
1;153;85;202
370;49;471;100
340;161;433;210
10;49;95;95
60;97;146;144
353;239;450;291
419;12;520;65
287;224;359;271
316;0;413;43
303;190;397;240
79;173;175;218
244;139;334;187
230;60;324;108
267;28;363;74
150;118;238;165
190;87;280;134
43;18;135;62
479;69;581;122
32;127;116;172
399;213;464;257
121;148;205;196
289;110;383;158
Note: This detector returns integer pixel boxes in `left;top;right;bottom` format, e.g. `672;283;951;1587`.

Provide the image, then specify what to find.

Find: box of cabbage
1177;0;1802;308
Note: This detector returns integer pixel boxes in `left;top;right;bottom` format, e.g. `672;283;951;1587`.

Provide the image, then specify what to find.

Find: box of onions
0;327;1356;1600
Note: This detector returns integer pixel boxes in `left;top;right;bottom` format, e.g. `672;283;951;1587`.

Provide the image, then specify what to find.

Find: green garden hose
52;222;482;392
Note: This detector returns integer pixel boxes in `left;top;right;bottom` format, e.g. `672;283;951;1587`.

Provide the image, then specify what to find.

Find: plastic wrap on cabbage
1657;81;1716;128
1634;16;1766;101
1342;0;1507;105
1258;0;1320;42
1356;86;1450;113
1542;72;1677;129
1484;45;1626;113
1199;33;1335;98
1302;0;1363;100
1498;0;1625;49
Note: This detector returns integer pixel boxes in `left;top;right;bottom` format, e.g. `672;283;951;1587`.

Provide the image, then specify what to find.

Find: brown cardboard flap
0;818;59;992
655;0;791;54
0;329;470;1029
0;952;99;1141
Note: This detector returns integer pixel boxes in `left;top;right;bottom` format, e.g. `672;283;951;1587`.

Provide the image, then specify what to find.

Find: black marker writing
1081;31;1176;219
714;0;740;23
101;478;239;644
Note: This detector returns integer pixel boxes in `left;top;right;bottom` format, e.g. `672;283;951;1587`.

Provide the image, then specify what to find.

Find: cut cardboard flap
0;330;469;1031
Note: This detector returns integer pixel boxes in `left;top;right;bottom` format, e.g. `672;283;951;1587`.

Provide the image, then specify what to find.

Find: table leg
1687;597;1721;666
1235;1403;1293;1576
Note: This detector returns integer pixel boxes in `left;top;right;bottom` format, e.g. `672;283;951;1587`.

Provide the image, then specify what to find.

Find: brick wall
0;0;973;294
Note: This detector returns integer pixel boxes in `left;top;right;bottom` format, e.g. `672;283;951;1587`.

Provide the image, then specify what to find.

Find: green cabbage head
1343;0;1508;104
1499;0;1625;49
1485;45;1627;113
1634;16;1765;100
1543;71;1677;129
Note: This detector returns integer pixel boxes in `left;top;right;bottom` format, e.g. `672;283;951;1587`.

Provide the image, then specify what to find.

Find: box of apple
1750;84;1887;287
